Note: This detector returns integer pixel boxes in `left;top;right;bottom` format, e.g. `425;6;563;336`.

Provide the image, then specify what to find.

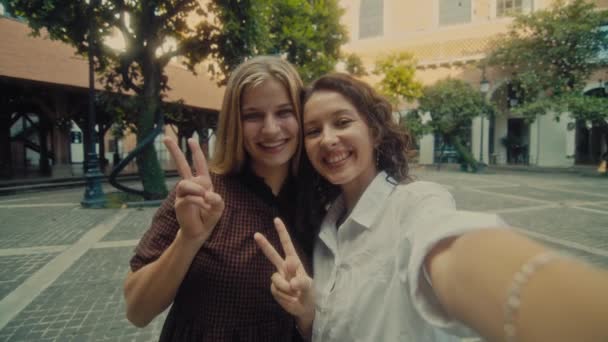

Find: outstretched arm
124;138;224;327
427;229;608;342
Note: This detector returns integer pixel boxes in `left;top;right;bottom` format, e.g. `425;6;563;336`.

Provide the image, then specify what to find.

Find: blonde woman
124;56;309;341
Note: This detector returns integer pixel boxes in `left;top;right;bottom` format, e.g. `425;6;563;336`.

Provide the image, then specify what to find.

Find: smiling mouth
258;139;289;152
323;151;351;167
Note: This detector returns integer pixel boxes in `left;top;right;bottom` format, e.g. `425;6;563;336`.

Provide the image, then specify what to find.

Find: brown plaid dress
130;169;305;341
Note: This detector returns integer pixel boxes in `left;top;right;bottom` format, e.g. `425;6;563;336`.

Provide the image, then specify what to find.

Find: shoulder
392;181;454;203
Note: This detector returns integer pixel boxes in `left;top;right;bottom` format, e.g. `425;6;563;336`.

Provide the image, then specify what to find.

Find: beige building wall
340;0;608;167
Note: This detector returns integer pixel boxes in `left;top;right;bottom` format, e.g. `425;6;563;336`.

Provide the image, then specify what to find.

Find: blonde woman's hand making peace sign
164;137;225;244
254;218;315;338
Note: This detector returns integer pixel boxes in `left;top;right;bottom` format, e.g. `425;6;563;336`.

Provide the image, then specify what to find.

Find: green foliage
395;110;431;149
418;78;495;169
206;0;273;79
266;0;347;82
558;93;608;123
342;52;367;77
487;0;608;119
419;78;492;136
373;52;423;106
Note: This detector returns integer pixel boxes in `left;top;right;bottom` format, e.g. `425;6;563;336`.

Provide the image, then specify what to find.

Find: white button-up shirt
312;172;508;341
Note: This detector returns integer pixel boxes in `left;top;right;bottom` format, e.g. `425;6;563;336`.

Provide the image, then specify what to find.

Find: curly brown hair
302;73;412;183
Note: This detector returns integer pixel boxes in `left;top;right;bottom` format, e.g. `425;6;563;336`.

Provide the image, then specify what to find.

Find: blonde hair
210;56;304;175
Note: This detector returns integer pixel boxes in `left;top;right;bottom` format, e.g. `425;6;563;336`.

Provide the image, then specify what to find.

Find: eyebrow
242;102;293;113
304;109;352;126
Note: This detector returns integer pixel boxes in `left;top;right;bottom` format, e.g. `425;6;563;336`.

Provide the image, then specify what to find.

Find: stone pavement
0;169;606;341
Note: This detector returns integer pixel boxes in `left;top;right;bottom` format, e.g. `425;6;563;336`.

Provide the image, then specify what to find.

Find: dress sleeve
401;182;509;336
129;188;180;272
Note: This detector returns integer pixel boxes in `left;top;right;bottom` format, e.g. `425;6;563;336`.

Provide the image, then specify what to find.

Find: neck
251;163;290;195
341;169;379;212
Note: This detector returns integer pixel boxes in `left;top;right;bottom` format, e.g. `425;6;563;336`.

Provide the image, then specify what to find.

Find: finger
271;283;298;304
284;255;299;281
188;138;211;180
164;137;192;179
176;180;205;198
290;275;312;293
254;232;284;271
274;218;298;258
203;191;223;207
271;272;293;293
179;195;210;210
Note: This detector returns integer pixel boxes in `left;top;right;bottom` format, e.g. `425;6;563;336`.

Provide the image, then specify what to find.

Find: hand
164;137;224;243
254;218;314;325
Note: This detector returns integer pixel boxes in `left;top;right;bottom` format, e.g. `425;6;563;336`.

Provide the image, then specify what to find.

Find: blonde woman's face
240;79;299;178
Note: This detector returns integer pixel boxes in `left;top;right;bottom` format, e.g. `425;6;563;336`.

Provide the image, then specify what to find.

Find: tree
373;52;423;107
342;52;367;77
487;0;608;135
418;78;494;172
8;0;348;198
267;0;347;83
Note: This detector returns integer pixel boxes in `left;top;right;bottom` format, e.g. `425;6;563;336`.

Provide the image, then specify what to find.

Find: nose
320;128;338;148
262;115;280;134
261;115;280;136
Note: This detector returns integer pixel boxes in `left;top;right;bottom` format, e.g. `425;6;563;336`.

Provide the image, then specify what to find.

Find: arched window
359;0;383;39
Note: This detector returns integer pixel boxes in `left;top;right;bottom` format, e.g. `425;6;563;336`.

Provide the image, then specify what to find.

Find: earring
376;149;380;168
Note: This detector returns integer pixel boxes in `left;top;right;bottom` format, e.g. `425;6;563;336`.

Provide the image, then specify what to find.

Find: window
497;0;533;17
439;0;471;26
359;0;383;39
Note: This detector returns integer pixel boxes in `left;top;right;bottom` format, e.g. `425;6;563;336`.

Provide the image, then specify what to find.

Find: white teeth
326;151;349;164
260;140;285;148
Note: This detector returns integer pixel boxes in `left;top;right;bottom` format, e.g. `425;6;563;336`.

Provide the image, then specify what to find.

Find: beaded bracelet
504;252;561;342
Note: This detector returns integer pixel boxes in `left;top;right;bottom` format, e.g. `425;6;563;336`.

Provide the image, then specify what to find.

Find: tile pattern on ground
0;253;58;301
0;208;116;249
0;247;165;342
102;208;157;242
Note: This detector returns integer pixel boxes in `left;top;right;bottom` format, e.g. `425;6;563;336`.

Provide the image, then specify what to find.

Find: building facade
339;0;608;167
0;9;223;179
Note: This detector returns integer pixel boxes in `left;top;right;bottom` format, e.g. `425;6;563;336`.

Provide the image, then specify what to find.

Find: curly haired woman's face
303;90;378;190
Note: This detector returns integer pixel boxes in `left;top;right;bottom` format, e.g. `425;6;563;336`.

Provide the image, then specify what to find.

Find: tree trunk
136;59;167;199
450;134;478;172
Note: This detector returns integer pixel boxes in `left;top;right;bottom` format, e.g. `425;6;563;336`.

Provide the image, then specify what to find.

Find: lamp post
81;0;106;208
479;75;490;172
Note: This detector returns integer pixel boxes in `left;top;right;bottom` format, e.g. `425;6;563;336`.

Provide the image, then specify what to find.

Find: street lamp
81;0;106;208
479;74;490;171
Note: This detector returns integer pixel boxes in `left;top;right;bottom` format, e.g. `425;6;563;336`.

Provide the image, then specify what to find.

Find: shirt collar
349;171;397;229
317;171;396;254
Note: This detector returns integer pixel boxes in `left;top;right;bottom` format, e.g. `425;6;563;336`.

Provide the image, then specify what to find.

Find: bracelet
504;252;561;342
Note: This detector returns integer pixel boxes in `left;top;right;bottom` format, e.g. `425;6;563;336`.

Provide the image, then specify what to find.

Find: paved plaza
0;168;606;341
